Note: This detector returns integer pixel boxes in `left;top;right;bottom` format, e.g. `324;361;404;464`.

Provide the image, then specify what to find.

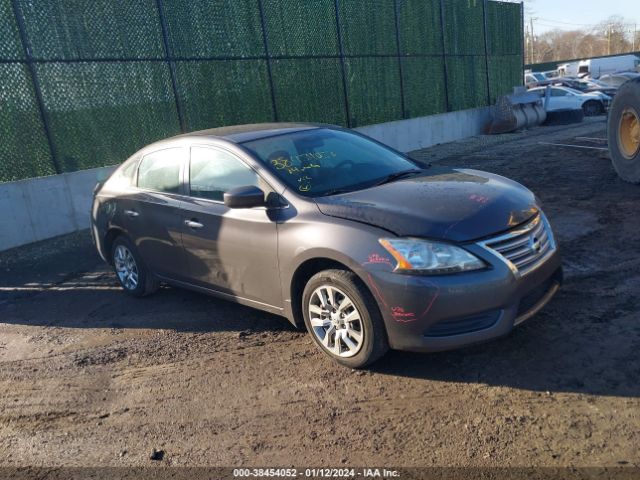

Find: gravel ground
1;117;639;469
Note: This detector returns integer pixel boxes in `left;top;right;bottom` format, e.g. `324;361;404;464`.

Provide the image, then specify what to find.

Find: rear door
180;145;281;307
548;88;575;110
126;147;190;281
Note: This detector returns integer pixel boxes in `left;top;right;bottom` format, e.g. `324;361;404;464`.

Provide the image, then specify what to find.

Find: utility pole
608;24;611;55
633;24;637;52
530;17;535;63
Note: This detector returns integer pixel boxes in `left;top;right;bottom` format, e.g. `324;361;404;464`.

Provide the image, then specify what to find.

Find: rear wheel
302;269;388;368
608;79;640;183
111;236;159;297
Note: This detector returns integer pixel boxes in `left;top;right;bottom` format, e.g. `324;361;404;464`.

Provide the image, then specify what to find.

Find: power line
531;17;638;28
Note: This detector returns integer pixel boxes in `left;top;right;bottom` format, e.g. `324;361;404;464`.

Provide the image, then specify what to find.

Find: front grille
480;213;555;276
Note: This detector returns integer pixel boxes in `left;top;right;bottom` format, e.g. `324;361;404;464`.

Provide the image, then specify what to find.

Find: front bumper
365;245;562;353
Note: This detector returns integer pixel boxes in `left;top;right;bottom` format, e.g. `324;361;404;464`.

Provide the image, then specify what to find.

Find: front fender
277;212;398;325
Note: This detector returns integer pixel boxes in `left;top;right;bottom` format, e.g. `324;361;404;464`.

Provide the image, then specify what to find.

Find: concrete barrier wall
0;106;493;252
355;106;493;152
0;166;115;251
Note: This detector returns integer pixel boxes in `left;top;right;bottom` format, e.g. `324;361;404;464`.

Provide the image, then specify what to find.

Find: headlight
379;238;485;274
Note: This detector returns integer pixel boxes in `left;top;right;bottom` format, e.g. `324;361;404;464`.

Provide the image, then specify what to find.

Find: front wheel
302;269;388;368
582;100;602;117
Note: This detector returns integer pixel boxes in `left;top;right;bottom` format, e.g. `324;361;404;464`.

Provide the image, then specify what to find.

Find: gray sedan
91;123;562;367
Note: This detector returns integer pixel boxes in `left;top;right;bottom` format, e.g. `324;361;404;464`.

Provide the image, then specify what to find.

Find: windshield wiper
319;187;357;197
318;169;423;197
373;169;423;187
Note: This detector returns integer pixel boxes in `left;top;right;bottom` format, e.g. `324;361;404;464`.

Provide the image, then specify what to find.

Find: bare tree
528;14;640;65
593;16;631;55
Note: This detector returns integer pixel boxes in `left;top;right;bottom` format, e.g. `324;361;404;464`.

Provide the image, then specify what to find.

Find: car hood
583;91;609;99
314;168;539;242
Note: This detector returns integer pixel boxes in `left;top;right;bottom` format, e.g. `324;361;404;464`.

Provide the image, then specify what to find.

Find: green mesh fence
16;0;165;60
401;58;447;118
36;62;181;172
397;0;443;55
488;55;523;102
345;57;402;127
0;0;22;60
162;0;264;58
443;0;486;55
272;58;347;125
338;0;397;55
175;60;273;131
487;1;522;55
0;0;523;182
264;0;339;56
446;55;489;111
0;63;55;181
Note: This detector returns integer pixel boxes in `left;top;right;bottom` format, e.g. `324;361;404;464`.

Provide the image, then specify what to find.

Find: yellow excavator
608;78;640;182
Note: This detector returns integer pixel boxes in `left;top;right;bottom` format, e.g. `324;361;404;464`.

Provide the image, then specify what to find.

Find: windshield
242;128;419;197
533;73;546;81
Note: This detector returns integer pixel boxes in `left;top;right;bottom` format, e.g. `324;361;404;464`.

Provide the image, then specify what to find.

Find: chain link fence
0;0;523;182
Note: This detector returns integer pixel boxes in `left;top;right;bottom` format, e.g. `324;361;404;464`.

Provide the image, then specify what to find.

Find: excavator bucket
488;87;547;134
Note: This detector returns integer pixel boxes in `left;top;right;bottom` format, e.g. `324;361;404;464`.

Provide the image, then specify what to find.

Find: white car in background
529;86;611;116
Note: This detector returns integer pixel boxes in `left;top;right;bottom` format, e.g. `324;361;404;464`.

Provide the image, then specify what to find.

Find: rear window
105;159;138;189
137;148;182;194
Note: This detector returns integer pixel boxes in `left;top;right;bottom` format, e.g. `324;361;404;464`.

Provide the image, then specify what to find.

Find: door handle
185;219;204;229
124;210;139;218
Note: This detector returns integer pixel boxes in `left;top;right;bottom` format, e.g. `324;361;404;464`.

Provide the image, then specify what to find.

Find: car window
137;148;182;194
242;128;418;197
189;147;259;201
551;89;568;97
106;158;138;189
611;76;627;86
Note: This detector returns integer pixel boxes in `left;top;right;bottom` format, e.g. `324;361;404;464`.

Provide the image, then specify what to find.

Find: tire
582;100;602;117
608;78;640;183
302;269;388;368
111;236;159;297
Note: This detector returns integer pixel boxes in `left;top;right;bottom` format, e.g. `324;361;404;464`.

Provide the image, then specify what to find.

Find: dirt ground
1;117;639;469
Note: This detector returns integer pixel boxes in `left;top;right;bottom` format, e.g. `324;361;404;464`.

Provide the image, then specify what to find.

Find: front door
180;145;281;308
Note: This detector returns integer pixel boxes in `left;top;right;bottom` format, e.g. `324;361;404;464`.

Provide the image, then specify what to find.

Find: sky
525;0;639;34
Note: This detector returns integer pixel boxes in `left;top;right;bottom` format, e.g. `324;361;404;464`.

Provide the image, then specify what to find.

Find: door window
137;148;182;194
189;147;259;201
551;89;568;97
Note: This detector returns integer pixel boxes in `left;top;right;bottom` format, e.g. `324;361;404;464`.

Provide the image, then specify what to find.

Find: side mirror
224;185;266;209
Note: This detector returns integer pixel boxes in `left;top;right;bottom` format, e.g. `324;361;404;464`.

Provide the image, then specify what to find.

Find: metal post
393;0;406;119
438;0;450;112
9;0;62;174
257;0;279;122
333;0;352;127
156;0;186;133
521;1;526;84
481;0;492;105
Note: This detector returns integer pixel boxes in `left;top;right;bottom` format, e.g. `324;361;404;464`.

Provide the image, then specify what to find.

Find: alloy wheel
308;285;364;358
114;244;139;291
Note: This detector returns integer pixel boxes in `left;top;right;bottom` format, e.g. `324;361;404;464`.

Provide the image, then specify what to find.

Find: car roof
174;122;335;144
130;122;348;160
